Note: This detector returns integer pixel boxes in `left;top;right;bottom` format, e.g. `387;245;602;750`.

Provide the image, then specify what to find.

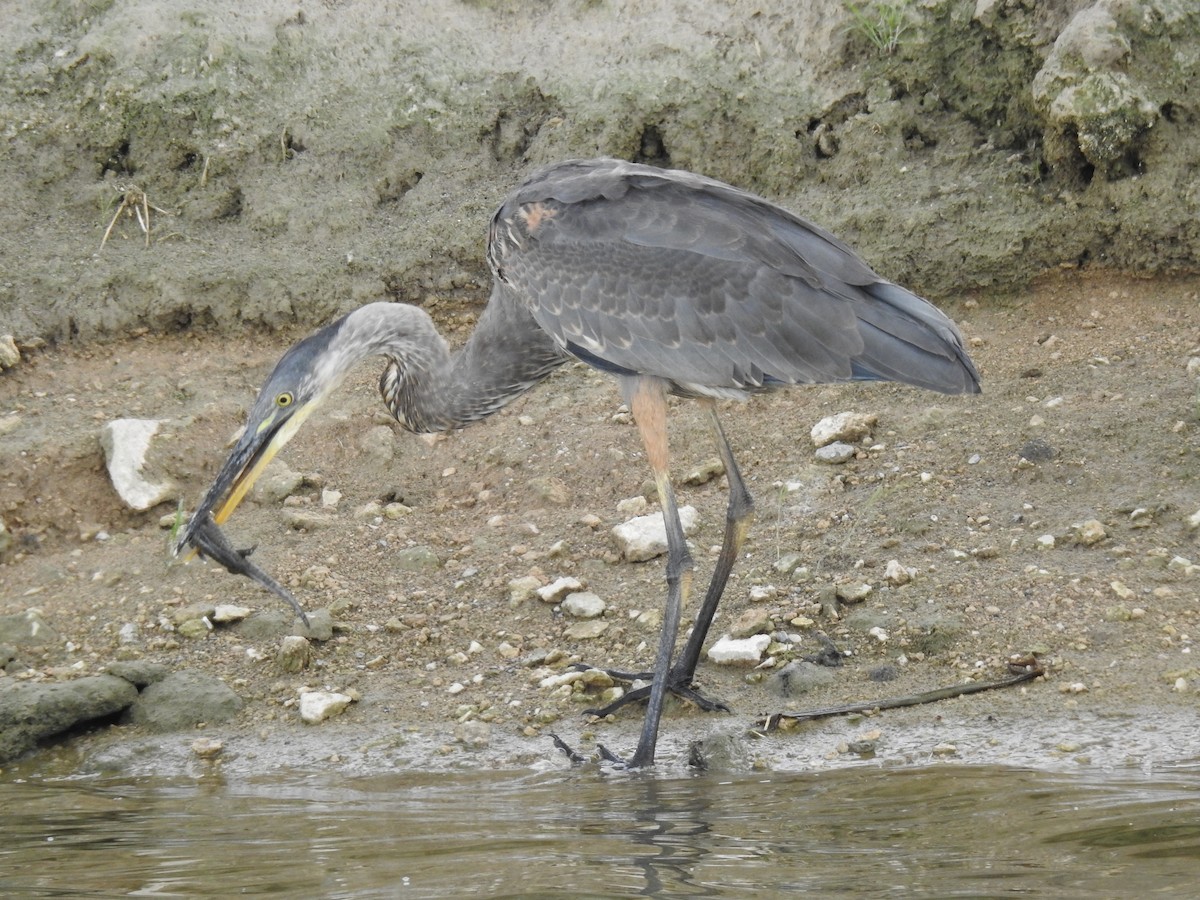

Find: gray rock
125;670;243;732
233;607;332;641
687;733;754;771
294;608;335;642
99;418;176;510
0;675;138;762
252;460;304;504
527;476;571;505
767;660;836;698
814;442;857;464
906;614;966;656
0;515;12;560
105;660;170;687
0;609;59;646
394;545;441;571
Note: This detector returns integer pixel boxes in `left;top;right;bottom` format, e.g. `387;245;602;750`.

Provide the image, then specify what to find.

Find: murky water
2;763;1198;897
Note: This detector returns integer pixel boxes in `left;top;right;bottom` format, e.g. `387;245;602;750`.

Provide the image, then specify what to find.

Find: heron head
175;320;349;555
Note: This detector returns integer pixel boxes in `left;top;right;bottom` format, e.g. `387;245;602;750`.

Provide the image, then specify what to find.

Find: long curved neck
338;285;565;434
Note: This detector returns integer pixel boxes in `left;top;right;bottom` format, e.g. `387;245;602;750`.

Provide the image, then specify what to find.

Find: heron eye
276;392;294;408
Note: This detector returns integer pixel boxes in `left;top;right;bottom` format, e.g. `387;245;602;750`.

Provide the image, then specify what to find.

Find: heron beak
175;399;318;557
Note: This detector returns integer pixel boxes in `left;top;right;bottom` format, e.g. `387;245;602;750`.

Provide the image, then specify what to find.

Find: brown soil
2;270;1198;775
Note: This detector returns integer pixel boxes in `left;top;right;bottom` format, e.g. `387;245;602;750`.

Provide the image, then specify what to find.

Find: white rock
562;591;606;618
540;670;584;689
0;334;20;369
100;418;175;510
1188;509;1200;531
814;442;856;464
1073;519;1106;545
1167;555;1197;576
811;411;877;447
884;559;914;586
612;506;698;562
508;575;543;604
1036;534;1056;549
211;604;253;623
707;634;771;665
298;690;353;724
564;619;609;640
321;489;342;508
617;495;647;516
837;582;873;603
537;576;585;603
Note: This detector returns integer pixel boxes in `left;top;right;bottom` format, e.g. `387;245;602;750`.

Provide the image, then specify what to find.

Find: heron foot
548;733;640;769
569;663;731;718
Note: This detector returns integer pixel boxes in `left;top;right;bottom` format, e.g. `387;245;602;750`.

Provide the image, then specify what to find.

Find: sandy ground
1;270;1198;776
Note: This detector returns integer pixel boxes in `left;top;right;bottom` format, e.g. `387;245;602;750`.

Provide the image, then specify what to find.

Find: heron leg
671;400;754;681
625;377;692;768
574;401;751;719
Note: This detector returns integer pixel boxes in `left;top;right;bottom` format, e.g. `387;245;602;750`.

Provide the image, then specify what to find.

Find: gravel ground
1;270;1198;776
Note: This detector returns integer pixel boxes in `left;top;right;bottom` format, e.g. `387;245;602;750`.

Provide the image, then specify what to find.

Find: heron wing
490;159;979;396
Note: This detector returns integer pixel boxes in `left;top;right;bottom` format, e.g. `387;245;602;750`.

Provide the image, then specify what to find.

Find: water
3;764;1199;897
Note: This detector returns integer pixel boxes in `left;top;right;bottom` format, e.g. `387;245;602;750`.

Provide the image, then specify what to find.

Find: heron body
178;158;979;768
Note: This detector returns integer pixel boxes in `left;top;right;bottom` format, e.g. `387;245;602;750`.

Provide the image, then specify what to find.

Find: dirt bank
1;271;1198;775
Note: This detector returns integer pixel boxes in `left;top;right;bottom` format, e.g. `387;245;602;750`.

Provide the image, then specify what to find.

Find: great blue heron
176;157;980;768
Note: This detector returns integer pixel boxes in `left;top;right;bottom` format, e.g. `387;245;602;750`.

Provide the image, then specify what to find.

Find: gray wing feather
493;159;980;397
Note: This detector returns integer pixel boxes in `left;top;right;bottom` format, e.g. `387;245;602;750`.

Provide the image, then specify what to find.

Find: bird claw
548;734;638;770
571;665;732;719
549;733;588;766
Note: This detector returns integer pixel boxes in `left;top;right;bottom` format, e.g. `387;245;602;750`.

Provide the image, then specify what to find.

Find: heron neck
346;287;564;433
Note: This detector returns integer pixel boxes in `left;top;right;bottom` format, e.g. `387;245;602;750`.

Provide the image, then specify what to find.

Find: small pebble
1074;519;1106;546
277;635;312;673
884;560;914;586
537;576;585;603
814;442;856;464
